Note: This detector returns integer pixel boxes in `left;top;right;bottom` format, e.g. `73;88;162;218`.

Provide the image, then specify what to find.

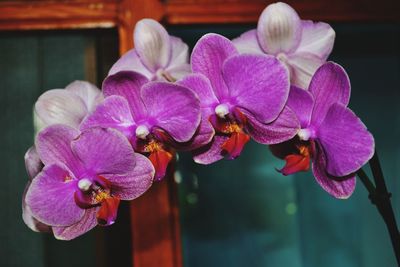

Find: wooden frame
1;0;399;266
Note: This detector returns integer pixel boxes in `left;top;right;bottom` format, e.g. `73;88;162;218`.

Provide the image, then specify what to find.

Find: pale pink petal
232;29;264;54
108;49;153;78
24;146;43;180
65;81;102;112
285;52;323;89
257;2;302;55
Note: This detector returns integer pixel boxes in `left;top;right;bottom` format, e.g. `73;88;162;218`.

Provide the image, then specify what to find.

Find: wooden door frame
1;0;399;266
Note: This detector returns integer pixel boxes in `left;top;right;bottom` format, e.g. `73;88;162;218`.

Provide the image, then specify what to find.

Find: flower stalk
357;151;400;266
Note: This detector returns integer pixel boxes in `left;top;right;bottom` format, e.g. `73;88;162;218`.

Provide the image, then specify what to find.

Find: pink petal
285;52;323;89
71;128;136;175
257;2;302;55
134;19;171;72
102;153;154;200
296;20;335;61
178;73;219;108
193;135;228;164
241;106;299;145
232;29;264;54
65;80;103;112
309;62;351;126
222;54;290;123
286;86;314;127
142;82;201;143
191;33;238;100
25;164;84;226
24;146;43;180
53;208;98;240
103;71;149;121
35;125;83;175
108;49;153;78
312;142;356;199
317;103;375;177
164;36;191;80
34;89;87;130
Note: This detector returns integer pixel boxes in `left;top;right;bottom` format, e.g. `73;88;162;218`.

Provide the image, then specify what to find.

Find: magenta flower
179;33;298;164
24;125;154;240
109;19;190;82
34;81;103;131
232;2;335;89
270;62;375;198
81;71;201;180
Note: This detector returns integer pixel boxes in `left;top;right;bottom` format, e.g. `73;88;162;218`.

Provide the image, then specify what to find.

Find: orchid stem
357;150;400;266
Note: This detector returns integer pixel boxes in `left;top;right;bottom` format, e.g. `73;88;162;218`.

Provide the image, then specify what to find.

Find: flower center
135;125;150;139
156;69;176;82
77;178;92;191
215;103;230;118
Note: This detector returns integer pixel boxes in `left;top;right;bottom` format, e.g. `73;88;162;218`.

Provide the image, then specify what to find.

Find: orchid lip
136;125;150;139
215;103;230;118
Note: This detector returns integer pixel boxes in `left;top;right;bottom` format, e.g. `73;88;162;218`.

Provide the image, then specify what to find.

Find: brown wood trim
0;1;118;31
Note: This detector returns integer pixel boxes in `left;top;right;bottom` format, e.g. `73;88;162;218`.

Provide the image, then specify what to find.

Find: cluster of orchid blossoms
23;2;374;240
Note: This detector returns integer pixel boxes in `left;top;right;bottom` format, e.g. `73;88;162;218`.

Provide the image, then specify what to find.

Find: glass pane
169;23;400;267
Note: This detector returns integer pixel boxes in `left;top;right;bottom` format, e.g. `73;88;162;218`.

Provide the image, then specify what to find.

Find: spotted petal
53;208;98;240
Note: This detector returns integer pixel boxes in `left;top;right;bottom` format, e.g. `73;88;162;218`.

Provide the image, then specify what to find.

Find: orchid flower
179;33;298;164
232;2;335;89
270;62;374;198
24;125;154;240
34;81;103;131
108;19;191;82
80;71;201;181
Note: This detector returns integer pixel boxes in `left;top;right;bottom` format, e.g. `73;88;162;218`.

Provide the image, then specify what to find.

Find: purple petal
24;146;43;180
53;208;98;240
103;153;154;200
25;164;84;226
222;54;290;123
312;142;356;199
317;103;375;177
142;82;201;142
257;2;302;55
80;96;135;140
65;81;102;112
285;52;323;89
188;108;215;150
34;89;87;130
191;33;238;100
232;29;264;54
309;62;351;126
22;182;52;232
134;19;171;72
72;128;136;175
241;106;299;144
178;74;219;107
108;49;153;78
296;20;335;61
36;125;83;175
286;86;314;127
103;71;149;121
193;135;228;164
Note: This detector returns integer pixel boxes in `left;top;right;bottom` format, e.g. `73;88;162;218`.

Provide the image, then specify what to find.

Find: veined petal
80;96;135;140
34;89;87;130
193;135;228;164
309;62;351;126
35;125;83;175
72;128;136;175
108;49;153;78
232;29;264;54
286;86;314;127
142;82;201;143
296;20;335;61
25;164;84;226
241;106;299;145
223;54;290;123
134;19;171;72
103;71;149;121
53;208;98;240
317;103;375;177
257;2;302;55
285;52;323;89
65;81;102;112
178;73;219;108
24;146;43;180
312;142;356;199
191;33;238;100
102;153;154;200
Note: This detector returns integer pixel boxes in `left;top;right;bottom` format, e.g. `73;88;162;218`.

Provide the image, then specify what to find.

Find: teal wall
170;24;400;267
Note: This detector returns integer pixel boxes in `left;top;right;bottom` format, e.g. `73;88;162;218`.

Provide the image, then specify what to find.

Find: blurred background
0;0;399;267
